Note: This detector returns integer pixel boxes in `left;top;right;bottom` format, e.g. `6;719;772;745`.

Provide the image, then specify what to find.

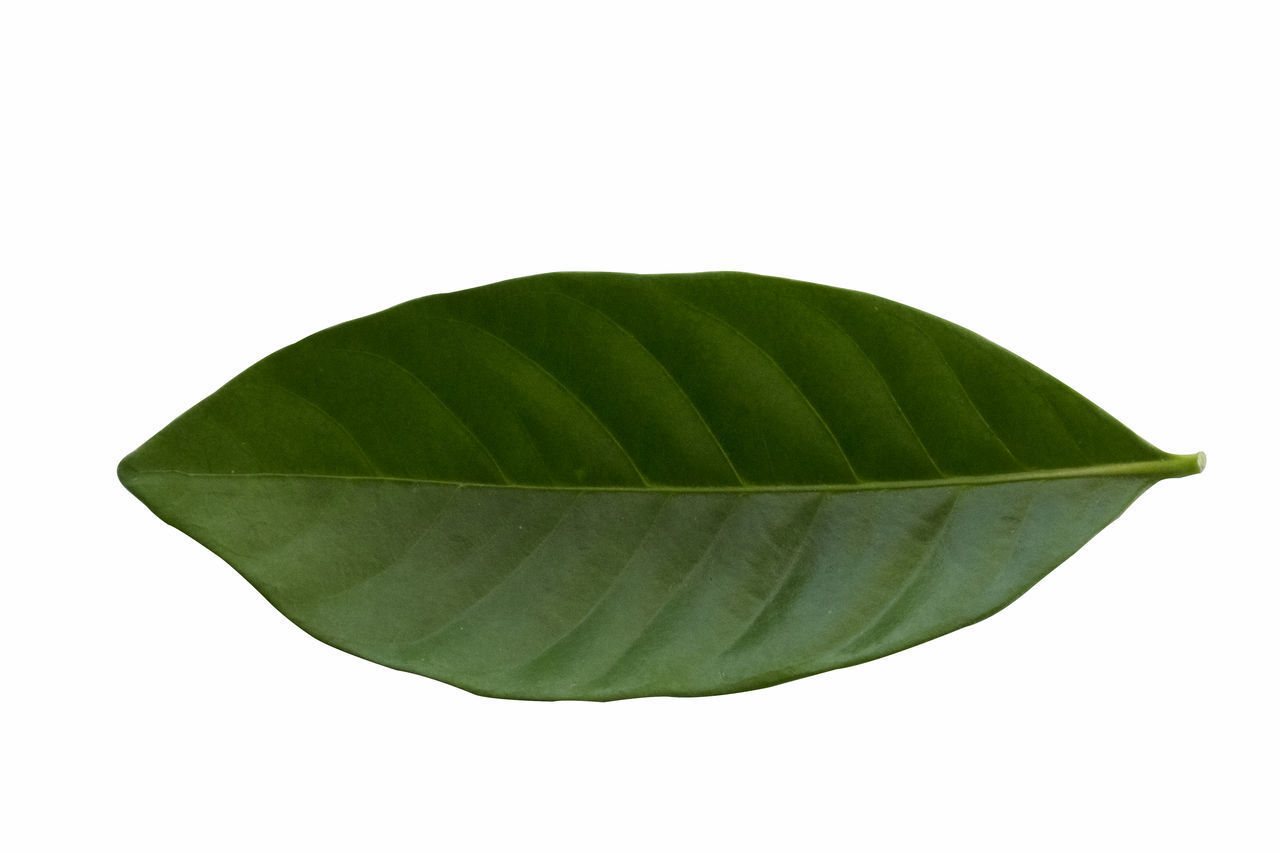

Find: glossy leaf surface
119;272;1202;699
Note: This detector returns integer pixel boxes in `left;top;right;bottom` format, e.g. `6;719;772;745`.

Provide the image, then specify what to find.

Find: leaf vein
906;318;1025;469
534;288;746;485
664;293;862;482
257;380;381;474
589;496;746;687
720;493;829;657
795;299;945;476
335;347;512;483
411;493;583;646
509;494;673;672
443;316;650;486
835;491;962;657
302;485;463;606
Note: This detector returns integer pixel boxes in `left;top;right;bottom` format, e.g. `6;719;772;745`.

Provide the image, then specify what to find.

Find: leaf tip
117;453;141;491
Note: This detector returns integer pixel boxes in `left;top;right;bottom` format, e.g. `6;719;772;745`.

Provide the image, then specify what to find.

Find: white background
3;2;1276;850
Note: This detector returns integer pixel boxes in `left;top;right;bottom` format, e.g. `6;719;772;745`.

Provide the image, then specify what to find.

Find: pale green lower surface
124;471;1155;700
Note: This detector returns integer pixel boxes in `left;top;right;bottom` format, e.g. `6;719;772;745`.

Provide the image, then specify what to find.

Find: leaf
118;272;1203;700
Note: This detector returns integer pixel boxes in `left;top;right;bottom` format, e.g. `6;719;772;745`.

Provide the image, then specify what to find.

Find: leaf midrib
121;454;1204;493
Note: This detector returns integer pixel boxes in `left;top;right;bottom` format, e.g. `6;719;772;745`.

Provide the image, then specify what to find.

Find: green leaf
119;272;1203;700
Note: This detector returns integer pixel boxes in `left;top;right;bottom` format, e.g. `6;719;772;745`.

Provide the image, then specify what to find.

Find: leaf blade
119;272;1202;699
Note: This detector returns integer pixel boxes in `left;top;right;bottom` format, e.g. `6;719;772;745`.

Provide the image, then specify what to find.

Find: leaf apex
117;452;144;492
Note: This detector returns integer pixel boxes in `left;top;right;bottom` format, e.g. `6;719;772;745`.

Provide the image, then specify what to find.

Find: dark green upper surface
121;271;1174;489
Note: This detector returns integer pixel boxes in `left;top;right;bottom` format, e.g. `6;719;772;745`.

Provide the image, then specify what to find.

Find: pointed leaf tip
117;455;138;489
